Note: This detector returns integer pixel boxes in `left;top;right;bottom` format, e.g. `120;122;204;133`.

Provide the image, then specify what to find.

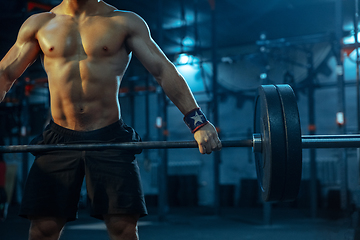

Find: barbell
1;84;360;203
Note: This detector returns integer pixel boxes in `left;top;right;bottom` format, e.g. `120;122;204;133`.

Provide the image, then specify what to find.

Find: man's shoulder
110;10;141;20
23;12;55;30
110;10;147;29
19;12;55;40
27;12;55;24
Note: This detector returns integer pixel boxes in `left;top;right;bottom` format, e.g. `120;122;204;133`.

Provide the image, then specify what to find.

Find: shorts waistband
48;119;125;139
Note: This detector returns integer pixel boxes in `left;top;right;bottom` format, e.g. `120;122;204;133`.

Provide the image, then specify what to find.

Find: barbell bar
0;134;359;153
0;84;359;203
0;140;251;153
302;135;360;148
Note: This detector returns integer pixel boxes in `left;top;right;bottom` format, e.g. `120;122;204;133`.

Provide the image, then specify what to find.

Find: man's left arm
124;12;222;154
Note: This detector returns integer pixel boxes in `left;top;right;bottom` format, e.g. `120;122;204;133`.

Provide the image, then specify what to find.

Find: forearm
159;66;220;154
155;65;199;115
0;69;14;103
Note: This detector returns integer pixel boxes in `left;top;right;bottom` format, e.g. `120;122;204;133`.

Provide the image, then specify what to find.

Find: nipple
49;47;54;52
103;46;108;51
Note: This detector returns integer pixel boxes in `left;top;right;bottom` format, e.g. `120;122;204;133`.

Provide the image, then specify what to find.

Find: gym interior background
1;0;360;239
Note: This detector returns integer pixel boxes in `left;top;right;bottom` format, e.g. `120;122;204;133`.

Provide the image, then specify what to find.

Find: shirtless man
0;0;222;239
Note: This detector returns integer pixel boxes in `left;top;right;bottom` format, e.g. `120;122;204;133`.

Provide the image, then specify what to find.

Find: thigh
84;150;147;219
20;151;85;221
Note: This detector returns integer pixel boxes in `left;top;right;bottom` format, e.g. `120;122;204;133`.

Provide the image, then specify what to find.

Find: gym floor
0;205;355;240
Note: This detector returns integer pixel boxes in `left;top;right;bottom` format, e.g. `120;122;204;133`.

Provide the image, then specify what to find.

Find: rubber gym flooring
0;205;355;240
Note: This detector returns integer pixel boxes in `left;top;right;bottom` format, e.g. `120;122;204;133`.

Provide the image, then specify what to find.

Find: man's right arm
0;14;43;102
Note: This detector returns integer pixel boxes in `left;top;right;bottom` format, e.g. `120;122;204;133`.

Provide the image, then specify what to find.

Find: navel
103;46;108;51
49;47;54;52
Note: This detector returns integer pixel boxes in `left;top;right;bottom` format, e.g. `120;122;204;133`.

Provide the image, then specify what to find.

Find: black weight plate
254;85;287;202
275;85;302;201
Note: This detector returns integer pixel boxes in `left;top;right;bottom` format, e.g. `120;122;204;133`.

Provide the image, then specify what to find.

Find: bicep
0;16;41;81
125;14;172;78
128;37;170;77
1;40;40;80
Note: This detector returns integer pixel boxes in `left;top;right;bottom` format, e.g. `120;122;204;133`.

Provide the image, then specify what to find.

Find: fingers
199;144;207;155
199;136;222;155
194;122;222;154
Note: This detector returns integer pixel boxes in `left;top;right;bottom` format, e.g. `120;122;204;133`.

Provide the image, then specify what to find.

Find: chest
37;16;126;58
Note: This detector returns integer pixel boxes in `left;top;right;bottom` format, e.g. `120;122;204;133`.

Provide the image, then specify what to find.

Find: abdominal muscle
46;58;122;131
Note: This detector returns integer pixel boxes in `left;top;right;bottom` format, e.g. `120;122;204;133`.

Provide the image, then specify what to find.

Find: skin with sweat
0;0;221;154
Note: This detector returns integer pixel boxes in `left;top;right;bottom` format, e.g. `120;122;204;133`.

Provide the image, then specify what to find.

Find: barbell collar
252;133;262;153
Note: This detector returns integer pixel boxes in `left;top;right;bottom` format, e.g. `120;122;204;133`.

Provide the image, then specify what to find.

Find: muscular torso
0;1;220;154
37;6;131;131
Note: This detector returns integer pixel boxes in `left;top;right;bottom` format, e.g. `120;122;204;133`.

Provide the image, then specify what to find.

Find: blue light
177;62;203;92
177;53;191;65
343;32;360;45
260;73;267;79
182;37;195;47
173;55;203;92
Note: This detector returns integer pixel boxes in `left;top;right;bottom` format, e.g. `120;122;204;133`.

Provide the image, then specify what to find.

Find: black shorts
19;120;147;222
